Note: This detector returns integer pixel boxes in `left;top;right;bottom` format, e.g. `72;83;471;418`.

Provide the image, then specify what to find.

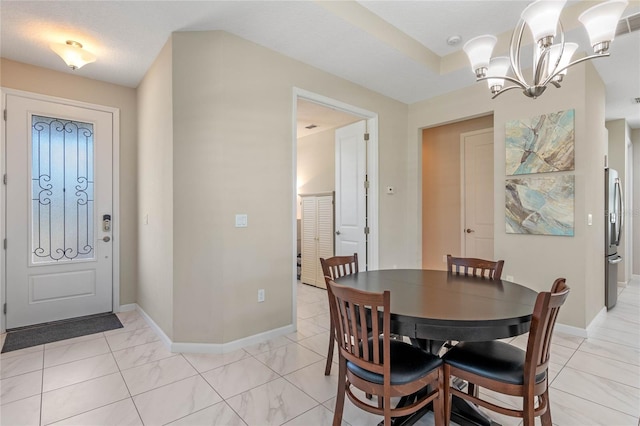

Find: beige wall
421;115;493;269
1;58;138;306
139;30;408;344
297;128;336;218
136;40;174;338
409;61;606;329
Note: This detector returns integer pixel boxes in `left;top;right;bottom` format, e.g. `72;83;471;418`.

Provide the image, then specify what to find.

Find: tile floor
1;278;639;426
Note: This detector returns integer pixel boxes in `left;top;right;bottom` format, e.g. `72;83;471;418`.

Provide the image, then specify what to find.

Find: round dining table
335;269;539;426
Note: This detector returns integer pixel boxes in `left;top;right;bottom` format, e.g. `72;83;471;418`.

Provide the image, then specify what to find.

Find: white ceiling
1;1;639;128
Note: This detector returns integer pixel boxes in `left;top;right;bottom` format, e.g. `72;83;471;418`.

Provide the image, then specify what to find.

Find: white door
5;94;113;329
462;129;494;259
335;120;367;269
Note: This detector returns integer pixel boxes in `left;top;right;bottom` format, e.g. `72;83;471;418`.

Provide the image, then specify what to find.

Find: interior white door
5;94;113;329
335;120;367;269
462;128;494;259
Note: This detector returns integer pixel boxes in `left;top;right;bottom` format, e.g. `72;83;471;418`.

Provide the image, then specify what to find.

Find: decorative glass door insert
31;115;95;263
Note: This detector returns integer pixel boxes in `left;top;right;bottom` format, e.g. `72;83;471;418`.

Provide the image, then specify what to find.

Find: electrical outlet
258;289;265;302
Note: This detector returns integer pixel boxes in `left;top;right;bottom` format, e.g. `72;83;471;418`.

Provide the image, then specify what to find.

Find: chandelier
462;0;629;99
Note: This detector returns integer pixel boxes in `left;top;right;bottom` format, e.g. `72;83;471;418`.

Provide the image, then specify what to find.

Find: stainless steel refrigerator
605;168;623;310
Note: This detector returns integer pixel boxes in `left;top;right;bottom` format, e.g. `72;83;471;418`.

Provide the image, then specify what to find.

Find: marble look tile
112;340;175;370
0;370;42;405
579;337;640;366
0;350;43;379
121;355;198;395
41;372;130;425
254;342;324;376
305;312;331;330
286;318;328;342
0;344;44;360
44;331;106;349
202;356;279;399
167;401;245;426
243;335;293;356
44;337;111;368
227;377;317;426
132;375;221;425
182;349;249;373
0;332;5;349
49;398;143;426
297;300;329;320
551;367;640;417
105;327;159;351
566;350;640;388
508;336;575;366
589;326;640;349
283;405;345;426
43;353;118;392
547;387;638;425
0;394;41;426
323;387;383;426
297;332;337;362
552;331;584;349
103;317;148;336
284;360;339;403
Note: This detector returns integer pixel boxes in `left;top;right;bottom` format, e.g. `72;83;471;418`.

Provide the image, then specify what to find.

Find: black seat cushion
443;341;546;385
347;337;442;385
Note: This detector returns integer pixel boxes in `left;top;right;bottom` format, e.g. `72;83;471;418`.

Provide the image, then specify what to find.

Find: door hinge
2;174;6;185
3;239;6;250
3;303;6;314
3;109;6;121
364;132;369;141
364;179;370;189
364;226;370;235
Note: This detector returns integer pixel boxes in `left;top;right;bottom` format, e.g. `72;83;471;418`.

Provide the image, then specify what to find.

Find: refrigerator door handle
614;178;624;246
608;256;623;264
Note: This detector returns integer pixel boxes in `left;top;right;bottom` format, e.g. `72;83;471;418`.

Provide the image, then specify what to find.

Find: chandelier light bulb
463;35;498;78
487;56;511;94
579;0;629;54
521;0;567;47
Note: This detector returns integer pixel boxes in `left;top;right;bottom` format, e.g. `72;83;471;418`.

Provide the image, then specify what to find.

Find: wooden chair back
326;280;388;376
320;253;359;284
446;254;504;279
525;278;570;387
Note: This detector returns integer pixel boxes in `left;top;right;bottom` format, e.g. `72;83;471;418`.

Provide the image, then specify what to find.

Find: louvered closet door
300;197;317;286
316;196;334;288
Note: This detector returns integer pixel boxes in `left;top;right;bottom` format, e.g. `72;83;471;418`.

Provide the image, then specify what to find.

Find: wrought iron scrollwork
31;115;94;262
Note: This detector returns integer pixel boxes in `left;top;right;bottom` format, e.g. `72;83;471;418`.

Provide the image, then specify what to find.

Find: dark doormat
1;313;123;353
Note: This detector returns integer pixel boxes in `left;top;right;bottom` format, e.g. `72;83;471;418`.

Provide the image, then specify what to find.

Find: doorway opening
292;88;379;325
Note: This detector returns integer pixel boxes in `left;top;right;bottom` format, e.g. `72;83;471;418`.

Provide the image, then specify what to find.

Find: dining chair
320;253;358;376
442;278;570;426
327;279;445;426
446;254;504;279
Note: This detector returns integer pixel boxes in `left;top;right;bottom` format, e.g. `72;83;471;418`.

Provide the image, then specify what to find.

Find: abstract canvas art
506;175;574;236
505;109;575;175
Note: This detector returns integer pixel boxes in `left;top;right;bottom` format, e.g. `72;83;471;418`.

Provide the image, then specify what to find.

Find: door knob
465;228;475;233
102;236;111;242
335;231;341;235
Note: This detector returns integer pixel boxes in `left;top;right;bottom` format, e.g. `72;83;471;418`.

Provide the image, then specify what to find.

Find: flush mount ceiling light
463;0;628;99
50;40;96;70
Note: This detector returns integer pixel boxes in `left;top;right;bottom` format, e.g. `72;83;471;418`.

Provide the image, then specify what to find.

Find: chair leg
540;389;552;426
522;392;535;426
333;357;347;426
433;370;445;426
443;364;451;426
325;326;335;375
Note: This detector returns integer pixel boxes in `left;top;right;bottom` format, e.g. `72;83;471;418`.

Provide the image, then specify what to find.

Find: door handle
465;228;475;233
102;236;111;242
335;231;341;235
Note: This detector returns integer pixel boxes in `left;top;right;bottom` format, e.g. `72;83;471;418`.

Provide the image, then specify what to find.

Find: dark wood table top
335;269;539;342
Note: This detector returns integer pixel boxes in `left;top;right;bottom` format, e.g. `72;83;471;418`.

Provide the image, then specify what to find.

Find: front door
5;94;113;329
462;128;494;259
334;120;367;269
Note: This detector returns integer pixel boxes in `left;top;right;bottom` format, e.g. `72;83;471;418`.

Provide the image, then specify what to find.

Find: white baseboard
118;304;137;312
133;303;295;354
585;306;608;337
555;322;588;339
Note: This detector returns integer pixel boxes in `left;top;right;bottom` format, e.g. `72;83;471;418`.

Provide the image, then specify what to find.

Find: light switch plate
235;214;248;228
